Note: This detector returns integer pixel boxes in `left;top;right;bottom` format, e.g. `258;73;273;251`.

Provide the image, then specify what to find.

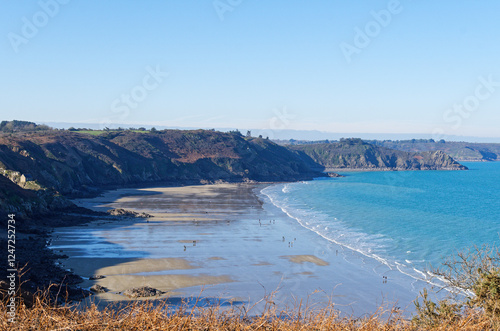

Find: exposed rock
366;139;500;162
90;284;107;293
291;139;467;171
123;286;163;298
107;208;153;218
0;235;91;305
327;172;344;178
89;274;105;280
62;273;84;285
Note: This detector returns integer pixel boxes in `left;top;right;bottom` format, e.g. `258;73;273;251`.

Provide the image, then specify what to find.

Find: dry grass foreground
0;290;495;331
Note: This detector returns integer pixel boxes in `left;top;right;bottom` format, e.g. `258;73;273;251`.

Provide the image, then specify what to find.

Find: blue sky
1;0;499;139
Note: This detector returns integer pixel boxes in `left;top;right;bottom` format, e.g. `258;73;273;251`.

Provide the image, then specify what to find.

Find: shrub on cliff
413;245;500;328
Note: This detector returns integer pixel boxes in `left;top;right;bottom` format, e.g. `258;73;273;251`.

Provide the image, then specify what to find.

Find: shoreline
325;167;467;172
50;182;429;316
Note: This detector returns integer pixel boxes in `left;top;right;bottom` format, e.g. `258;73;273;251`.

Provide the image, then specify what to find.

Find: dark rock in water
107;208;153;218
89;274;105;280
327;172;344;178
123;286;163;298
90;284;107;293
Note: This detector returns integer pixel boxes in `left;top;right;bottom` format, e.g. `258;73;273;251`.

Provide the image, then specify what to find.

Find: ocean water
261;162;500;286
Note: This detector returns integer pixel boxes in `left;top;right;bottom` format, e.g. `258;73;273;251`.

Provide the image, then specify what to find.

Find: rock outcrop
291;139;467;171
107;208;153;218
90;284;107;293
123;286;163;298
367;139;500;162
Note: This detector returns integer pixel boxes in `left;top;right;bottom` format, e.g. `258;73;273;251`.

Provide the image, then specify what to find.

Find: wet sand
94;258;196;275
51;183;426;316
281;255;329;266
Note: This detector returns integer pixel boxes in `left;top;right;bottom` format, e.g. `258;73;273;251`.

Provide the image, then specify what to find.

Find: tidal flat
51;183;431;316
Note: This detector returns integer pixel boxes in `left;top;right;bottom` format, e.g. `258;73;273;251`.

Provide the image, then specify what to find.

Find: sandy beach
51;183;428;316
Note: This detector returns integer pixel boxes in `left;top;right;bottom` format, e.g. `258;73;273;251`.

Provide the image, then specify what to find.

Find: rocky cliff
0;174;73;220
367;139;500;162
0;130;323;199
290;138;468;171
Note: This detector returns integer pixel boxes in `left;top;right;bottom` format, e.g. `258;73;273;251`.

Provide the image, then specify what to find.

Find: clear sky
1;1;499;139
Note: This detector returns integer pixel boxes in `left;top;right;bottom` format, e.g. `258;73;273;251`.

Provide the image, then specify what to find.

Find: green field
75;130;147;135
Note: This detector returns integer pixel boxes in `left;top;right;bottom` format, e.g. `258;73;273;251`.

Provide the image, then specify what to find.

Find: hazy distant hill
365;139;500;162
290;138;467;171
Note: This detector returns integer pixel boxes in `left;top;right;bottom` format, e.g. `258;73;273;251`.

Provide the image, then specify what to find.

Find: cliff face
0;175;73;219
0;174;39;216
368;140;500;162
0;130;323;198
290;139;468;171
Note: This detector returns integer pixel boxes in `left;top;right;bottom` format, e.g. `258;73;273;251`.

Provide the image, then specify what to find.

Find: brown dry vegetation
0;290;495;330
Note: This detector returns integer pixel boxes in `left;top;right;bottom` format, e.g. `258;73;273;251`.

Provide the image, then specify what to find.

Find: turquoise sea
262;162;500;286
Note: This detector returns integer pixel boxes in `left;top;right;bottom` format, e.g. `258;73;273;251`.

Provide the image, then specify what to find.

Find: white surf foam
260;183;456;291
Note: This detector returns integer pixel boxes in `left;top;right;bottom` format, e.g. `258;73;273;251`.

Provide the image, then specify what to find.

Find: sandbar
281;255;329;266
